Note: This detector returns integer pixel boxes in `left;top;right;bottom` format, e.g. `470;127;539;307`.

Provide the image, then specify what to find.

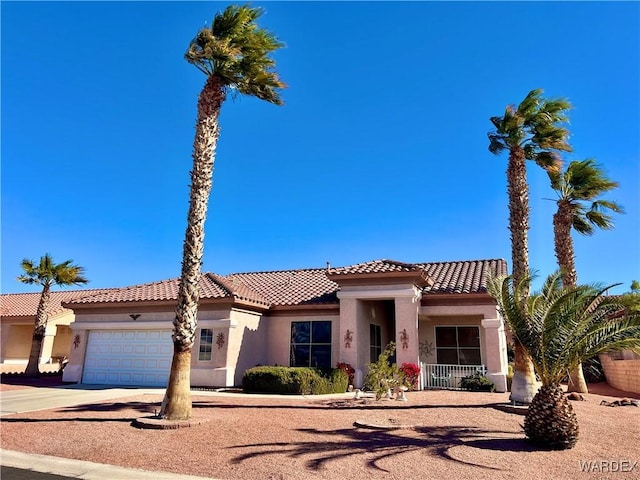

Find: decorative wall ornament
419;340;434;360
344;329;353;348
400;329;409;350
73;334;81;349
216;332;225;350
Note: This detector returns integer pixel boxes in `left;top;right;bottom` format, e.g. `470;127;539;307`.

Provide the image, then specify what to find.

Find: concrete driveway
0;385;165;416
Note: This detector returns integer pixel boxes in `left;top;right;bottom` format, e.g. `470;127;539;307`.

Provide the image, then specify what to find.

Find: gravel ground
1;382;639;480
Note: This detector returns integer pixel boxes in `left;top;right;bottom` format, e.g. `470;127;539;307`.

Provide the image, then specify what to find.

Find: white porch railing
420;363;487;390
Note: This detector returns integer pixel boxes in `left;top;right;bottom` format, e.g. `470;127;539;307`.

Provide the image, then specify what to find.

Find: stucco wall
65;307;231;385
600;353;640;394
1;312;76;363
229;309;266;386
1;325;32;361
51;325;72;358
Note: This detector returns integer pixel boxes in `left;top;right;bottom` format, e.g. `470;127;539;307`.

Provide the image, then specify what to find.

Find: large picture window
290;321;331;368
199;328;213;361
435;326;481;365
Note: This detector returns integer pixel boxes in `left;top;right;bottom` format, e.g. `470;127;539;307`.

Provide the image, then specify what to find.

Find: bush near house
364;342;405;400
460;372;496;392
399;363;421;390
242;366;348;395
336;362;355;386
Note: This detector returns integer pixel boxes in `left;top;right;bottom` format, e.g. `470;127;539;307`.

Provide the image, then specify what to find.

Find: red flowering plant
399;362;421;390
336;362;355;386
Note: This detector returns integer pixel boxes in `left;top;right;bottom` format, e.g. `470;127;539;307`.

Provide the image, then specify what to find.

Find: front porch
420;363;487;390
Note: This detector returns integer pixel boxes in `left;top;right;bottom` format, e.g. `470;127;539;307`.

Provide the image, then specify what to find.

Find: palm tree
489;272;640;449
160;4;286;420
549;159;623;393
17;254;88;377
488;88;572;404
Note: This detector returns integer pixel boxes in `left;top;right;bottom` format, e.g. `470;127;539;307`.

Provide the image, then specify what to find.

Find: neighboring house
60;258;510;392
0;289;112;373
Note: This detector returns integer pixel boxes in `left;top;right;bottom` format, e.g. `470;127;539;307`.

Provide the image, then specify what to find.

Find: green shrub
242;366;348;395
460;372;496;392
324;368;349;394
364;342;406;400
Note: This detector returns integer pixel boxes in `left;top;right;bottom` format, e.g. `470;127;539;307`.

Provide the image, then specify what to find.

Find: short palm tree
549;159;623;392
488;88;572;404
489;272;640;449
17;254;88;377
160;4;286;420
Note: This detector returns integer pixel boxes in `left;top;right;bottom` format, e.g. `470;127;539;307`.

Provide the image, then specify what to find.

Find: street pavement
2;465;74;480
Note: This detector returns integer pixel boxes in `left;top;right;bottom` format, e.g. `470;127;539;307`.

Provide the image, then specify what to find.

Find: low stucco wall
1;362;65;374
600;353;640;394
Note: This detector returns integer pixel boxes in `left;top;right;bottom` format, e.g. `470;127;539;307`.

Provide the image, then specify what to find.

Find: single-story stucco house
55;258;510;392
0;289;112;373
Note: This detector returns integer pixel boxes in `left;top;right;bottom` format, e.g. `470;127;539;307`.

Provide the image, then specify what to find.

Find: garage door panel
83;330;172;386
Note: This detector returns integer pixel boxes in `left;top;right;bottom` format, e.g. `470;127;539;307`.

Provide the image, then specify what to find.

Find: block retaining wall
599;353;640;394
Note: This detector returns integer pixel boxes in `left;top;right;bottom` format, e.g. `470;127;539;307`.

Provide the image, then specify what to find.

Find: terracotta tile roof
0;289;113;318
418;259;507;294
226;269;338;306
327;259;425;276
9;258;507;311
326;258;506;294
64;275;232;305
207;274;271;307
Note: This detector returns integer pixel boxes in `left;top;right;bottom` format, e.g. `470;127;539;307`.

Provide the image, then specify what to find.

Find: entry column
336;295;360;386
394;287;422;368
481;318;508;392
39;324;58;365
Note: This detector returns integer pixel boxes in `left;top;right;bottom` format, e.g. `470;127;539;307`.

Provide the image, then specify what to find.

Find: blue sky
2;1;638;295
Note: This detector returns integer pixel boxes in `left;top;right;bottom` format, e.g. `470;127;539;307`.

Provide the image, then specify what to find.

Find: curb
0;449;215;480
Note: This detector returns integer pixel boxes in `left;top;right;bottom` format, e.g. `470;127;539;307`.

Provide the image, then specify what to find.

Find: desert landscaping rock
1;383;638;480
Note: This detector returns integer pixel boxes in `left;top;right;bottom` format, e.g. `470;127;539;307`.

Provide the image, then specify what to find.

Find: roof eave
327;270;433;287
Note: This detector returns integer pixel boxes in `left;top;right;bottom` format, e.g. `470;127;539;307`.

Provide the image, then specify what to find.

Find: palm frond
489;272;640;386
185;4;286;104
517;89;543;117
551;158;623;238
534;150;562;173
16;254;88;288
489;89;572;165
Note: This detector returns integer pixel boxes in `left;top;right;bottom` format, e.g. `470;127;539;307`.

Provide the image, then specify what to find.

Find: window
435;326;481;365
199;328;213;361
290;321;331;368
370;324;382;363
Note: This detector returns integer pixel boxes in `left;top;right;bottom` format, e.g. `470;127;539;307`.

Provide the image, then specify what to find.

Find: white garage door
83;330;173;386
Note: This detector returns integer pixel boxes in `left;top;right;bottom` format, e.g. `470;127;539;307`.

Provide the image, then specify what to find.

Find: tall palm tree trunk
161;76;225;420
553;204;577;287
553;204;588;393
507;147;540;404
24;285;51;377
